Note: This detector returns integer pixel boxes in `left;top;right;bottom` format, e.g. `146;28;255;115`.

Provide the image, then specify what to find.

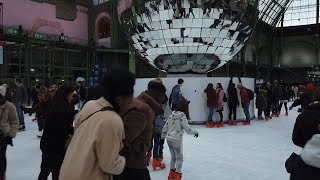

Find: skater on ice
161;99;199;180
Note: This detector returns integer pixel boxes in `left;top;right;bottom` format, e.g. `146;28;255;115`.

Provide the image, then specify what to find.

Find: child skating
161;99;199;180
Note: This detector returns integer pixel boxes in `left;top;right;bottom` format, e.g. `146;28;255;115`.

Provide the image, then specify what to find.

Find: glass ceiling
259;0;292;26
281;0;317;26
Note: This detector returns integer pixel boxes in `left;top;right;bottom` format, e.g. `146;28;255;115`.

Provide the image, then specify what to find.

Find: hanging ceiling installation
118;0;259;73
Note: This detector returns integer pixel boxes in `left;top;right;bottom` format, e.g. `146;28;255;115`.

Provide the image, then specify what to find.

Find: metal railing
0;25;89;46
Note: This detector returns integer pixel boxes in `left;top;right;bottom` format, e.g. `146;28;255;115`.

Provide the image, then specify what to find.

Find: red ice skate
217;121;224;127
32;118;38;122
152;158;166;170
232;120;237;126
276;112;280;117
168;169;176;180
285;111;288;116
265;116;269;121
209;121;215;128
257;116;264;120
205;121;210;127
174;173;182;180
228;120;233;125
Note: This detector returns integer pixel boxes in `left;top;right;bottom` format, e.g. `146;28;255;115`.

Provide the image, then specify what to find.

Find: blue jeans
153;133;161;158
208;107;215;121
242;103;250;121
15;103;25;126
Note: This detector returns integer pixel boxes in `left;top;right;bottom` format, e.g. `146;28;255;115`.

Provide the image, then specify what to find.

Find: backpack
218;90;228;102
247;89;254;100
223;93;227;102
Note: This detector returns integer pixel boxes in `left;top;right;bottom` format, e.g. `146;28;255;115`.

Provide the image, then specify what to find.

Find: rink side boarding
134;77;255;124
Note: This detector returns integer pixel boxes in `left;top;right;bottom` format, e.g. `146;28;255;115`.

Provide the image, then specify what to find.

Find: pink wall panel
0;0;88;41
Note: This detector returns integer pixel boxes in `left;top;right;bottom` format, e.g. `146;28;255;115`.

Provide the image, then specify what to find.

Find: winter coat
265;86;273;102
228;87;239;107
121;92;162;169
292;103;320;148
217;89;225;110
292;92;313;110
161;111;198;143
204;89;218;108
272;85;280;100
240;87;250;105
279;86;290;101
13;85;28;104
40;99;74;154
154;114;165;135
255;92;267;110
0;102;19;138
60;97;126;180
288;134;320;180
78;86;87;101
171;85;182;105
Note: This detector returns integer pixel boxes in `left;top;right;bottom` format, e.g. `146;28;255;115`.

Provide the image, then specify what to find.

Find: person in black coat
279;85;290;116
290;83;315;112
271;80;280;117
286;89;320;179
255;86;268;120
264;82;273;119
227;77;239;125
38;86;76;180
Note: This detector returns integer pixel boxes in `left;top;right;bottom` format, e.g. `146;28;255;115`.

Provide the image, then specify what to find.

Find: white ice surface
7;105;302;180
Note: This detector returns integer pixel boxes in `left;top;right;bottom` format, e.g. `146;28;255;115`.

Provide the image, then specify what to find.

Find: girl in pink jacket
216;83;225;127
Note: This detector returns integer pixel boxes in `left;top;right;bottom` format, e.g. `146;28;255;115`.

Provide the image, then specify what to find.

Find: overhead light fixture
61;79;65;82
30;68;35;72
36;79;39;82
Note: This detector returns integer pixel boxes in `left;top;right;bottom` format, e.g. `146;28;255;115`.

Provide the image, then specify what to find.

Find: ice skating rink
7;105;301;180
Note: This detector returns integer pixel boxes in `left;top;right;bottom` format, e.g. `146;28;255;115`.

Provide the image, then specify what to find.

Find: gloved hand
6;136;13;146
289;106;293;110
194;133;199;138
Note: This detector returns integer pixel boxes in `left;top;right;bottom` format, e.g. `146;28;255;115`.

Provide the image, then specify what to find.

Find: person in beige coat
0;84;19;180
59;69;136;180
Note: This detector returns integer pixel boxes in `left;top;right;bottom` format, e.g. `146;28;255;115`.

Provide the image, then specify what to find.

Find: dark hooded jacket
292;91;313;110
292;103;320;148
255;91;267;110
228;87;239;107
288;134;320;180
121;92;162;169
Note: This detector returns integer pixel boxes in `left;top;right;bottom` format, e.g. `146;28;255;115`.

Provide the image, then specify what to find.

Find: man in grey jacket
13;79;28;131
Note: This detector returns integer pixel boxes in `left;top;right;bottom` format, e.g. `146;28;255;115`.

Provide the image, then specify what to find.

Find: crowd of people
0;71;319;180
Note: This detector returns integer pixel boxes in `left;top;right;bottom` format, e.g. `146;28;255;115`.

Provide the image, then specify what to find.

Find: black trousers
37;118;45;132
280;103;288;112
116;167;151;180
266;101;272;116
258;109;268;117
0;140;8;180
228;105;237;120
38;151;65;180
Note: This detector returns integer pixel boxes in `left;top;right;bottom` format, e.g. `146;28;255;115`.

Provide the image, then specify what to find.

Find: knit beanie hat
306;83;315;91
0;85;6;97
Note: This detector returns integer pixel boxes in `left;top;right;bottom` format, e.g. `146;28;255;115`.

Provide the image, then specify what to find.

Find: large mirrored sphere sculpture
118;0;258;73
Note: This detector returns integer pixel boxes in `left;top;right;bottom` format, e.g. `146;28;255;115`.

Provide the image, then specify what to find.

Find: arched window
97;16;111;39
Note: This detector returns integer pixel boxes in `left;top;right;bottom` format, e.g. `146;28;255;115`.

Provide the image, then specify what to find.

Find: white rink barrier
134;77;255;124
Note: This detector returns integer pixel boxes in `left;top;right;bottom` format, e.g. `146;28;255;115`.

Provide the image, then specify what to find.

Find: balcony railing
0;25;89;46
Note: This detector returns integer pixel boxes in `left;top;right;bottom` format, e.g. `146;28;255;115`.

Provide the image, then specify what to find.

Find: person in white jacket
161;99;198;180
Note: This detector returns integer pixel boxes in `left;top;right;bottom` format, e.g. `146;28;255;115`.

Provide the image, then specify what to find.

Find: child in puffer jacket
161;99;198;180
